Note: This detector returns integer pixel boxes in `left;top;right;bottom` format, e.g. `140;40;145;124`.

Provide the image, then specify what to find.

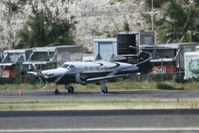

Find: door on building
98;42;114;61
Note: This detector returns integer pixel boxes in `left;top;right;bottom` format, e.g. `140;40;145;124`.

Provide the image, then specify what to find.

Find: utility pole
151;0;154;32
151;0;155;44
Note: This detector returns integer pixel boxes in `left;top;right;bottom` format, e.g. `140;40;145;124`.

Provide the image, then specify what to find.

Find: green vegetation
104;28;118;38
143;0;199;43
1;80;199;91
90;28;103;36
194;0;199;5
157;0;199;43
109;0;125;5
123;21;130;32
16;4;75;48
0;97;199;111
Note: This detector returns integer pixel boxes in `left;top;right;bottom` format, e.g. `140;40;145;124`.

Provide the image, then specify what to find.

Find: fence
0;71;187;85
129;71;185;82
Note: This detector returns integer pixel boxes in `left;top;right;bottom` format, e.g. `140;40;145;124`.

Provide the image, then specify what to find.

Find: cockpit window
62;64;69;69
62;64;75;70
69;65;75;69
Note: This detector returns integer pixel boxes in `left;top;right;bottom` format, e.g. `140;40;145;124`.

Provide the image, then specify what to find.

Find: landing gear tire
54;89;60;94
68;86;74;94
101;86;108;94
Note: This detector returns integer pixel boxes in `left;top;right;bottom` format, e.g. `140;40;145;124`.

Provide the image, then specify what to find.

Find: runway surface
0;109;199;133
1;90;199;132
1;89;199;99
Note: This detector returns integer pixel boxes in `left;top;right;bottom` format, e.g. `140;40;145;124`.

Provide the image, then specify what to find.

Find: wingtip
27;71;38;76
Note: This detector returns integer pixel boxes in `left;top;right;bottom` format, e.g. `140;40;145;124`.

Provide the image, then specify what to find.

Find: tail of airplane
116;46;152;73
135;50;152;73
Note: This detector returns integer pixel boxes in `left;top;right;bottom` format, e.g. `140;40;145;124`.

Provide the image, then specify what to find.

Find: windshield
62;64;70;69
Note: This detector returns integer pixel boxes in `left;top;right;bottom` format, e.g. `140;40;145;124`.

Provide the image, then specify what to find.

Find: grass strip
0;97;199;111
1;80;199;91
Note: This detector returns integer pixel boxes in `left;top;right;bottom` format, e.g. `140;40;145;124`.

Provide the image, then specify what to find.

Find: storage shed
0;49;32;70
56;45;82;67
94;38;117;61
23;45;82;71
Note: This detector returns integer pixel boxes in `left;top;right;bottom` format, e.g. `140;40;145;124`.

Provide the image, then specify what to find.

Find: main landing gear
54;88;61;94
100;82;108;94
54;85;74;94
65;85;75;94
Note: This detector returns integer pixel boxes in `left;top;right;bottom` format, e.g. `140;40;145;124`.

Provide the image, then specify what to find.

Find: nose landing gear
100;82;108;94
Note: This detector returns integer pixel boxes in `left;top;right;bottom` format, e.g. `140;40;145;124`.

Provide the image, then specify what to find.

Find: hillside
70;0;150;52
0;0;195;52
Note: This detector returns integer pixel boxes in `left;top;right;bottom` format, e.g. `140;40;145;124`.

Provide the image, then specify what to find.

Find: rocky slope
0;0;159;51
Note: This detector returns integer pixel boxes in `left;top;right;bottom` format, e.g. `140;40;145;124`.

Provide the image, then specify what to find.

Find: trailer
184;52;199;80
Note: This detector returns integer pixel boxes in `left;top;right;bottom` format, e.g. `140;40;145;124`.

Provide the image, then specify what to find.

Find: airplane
28;50;151;94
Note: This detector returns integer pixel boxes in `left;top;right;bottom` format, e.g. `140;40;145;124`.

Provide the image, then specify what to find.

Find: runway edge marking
1;127;199;132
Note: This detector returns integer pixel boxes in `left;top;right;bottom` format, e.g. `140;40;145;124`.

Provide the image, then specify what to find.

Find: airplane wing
27;71;38;76
27;71;44;77
86;74;128;82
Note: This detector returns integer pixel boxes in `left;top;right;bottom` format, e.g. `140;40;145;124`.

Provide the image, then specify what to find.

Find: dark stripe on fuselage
44;71;112;85
97;62;120;70
44;64;138;85
80;71;111;79
97;63;103;66
116;69;140;75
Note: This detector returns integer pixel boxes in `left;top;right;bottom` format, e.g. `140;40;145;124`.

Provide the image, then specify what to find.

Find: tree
16;4;75;48
157;0;199;43
123;21;130;32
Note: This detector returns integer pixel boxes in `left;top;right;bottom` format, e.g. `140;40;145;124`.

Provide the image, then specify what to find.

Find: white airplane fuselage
40;61;139;85
28;48;151;93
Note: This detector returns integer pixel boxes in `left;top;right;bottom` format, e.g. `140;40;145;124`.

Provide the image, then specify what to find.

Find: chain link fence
0;70;186;85
128;71;184;83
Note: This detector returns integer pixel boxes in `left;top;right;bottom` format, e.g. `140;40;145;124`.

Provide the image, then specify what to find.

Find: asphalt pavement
1;89;199;99
1;89;199;132
0;109;199;133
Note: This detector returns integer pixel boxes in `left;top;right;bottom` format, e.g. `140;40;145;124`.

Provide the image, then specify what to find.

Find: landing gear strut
100;82;108;94
65;85;75;94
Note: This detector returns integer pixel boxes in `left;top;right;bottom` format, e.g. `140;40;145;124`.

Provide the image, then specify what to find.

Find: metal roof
94;38;117;42
3;49;32;53
23;61;54;65
150;58;175;62
184;52;199;56
0;63;14;66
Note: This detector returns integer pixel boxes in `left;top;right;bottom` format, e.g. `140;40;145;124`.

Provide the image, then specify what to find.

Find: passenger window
70;65;74;69
68;65;75;70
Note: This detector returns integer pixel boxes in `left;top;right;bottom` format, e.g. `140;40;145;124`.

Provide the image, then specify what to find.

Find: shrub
123;22;130;32
17;4;75;48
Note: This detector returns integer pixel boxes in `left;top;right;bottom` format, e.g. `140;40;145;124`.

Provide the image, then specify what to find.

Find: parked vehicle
0;69;16;83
